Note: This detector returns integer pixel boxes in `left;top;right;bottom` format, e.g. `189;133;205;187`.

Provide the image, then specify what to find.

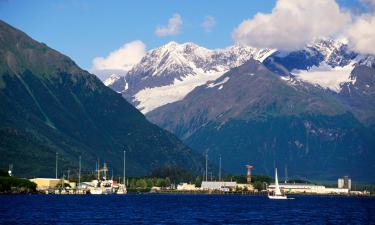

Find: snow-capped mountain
102;38;375;180
264;38;375;93
104;74;122;86
107;41;274;113
105;39;374;114
147;59;375;179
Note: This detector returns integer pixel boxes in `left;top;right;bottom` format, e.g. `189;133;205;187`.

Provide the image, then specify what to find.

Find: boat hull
90;188;103;195
268;195;288;200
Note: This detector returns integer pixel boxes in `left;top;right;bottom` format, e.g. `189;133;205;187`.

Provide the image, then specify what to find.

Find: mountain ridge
147;59;375;181
0;20;204;177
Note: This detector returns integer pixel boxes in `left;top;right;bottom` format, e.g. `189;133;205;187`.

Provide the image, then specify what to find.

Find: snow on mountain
135;69;225;113
105;38;374;113
268;38;373;93
207;76;230;89
104;74;122;86
107;41;273;113
291;62;356;92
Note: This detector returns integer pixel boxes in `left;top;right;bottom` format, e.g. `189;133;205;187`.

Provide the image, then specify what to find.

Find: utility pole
123;150;126;186
55;152;58;179
285;164;288;184
67;169;70;181
78;156;81;187
205;150;208;182
219;154;222;182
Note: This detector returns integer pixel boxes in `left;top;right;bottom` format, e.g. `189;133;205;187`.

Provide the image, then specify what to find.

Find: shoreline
1;190;374;197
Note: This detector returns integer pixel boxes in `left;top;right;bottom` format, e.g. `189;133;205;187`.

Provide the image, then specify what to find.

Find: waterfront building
236;183;254;191
177;183;197;191
268;183;349;194
201;181;237;191
338;176;352;190
30;178;76;191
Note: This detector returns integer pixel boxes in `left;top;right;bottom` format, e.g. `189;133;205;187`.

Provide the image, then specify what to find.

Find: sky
1;0;374;79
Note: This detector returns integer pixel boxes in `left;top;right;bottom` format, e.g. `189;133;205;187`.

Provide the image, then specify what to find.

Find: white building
176;183;197;191
268;183;349;194
201;181;237;191
338;177;352;190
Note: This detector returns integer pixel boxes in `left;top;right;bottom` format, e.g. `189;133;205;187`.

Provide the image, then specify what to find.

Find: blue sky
0;0;365;71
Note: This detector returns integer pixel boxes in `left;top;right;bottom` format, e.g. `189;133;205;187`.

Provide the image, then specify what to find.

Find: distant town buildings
268;183;349;194
201;181;237;192
30;178;76;191
338;176;352;190
177;183;196;191
268;176;354;195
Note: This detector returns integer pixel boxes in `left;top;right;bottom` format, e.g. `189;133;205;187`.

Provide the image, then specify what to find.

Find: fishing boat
268;168;289;200
90;186;103;195
117;185;127;194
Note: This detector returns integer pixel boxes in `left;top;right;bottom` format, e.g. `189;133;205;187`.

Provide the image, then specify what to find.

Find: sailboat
117;150;127;194
268;168;288;200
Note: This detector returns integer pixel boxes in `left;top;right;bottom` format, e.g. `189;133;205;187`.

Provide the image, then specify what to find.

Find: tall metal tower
284;164;288;184
78;156;81;187
8;164;13;177
205;151;208;182
246;165;253;183
123;150;126;186
55;152;58;179
219;155;222;181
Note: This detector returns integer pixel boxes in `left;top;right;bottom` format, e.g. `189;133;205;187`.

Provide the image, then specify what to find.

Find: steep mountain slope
106;42;274;113
148;60;375;181
0;20;204;177
264;39;375;125
339;65;375;124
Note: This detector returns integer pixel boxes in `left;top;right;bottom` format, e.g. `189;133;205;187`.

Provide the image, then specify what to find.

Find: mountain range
107;39;375;181
0;20;204;178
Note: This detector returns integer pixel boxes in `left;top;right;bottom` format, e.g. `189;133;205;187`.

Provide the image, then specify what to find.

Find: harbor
22;159;371;196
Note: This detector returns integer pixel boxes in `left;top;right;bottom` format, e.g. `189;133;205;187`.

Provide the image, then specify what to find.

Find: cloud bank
344;1;375;54
155;14;183;37
91;40;146;80
232;0;351;51
201;15;216;32
232;0;375;54
92;40;146;71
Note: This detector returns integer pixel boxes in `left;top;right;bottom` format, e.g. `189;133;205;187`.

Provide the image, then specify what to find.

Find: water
0;194;374;224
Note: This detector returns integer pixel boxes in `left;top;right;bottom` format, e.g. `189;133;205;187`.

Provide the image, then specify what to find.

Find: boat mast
275;168;282;196
219;154;222;181
123;150;126;186
205;151;208;182
55;152;58;179
78;156;81;186
97;158;100;180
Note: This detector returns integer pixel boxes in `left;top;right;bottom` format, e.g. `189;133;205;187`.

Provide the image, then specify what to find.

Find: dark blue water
0;194;374;224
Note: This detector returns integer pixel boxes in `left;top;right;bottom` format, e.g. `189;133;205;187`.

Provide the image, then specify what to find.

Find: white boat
268;168;290;200
117;186;127;194
90;187;103;195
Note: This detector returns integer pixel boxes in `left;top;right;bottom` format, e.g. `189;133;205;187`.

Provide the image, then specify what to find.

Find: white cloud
342;0;375;54
92;40;146;72
361;0;375;11
232;0;351;51
155;13;183;37
201;15;215;32
345;14;375;54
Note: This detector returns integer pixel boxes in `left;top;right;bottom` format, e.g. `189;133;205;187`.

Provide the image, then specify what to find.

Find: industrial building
338;176;352;190
30;178;76;191
201;181;237;192
268;183;349;194
176;183;196;191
